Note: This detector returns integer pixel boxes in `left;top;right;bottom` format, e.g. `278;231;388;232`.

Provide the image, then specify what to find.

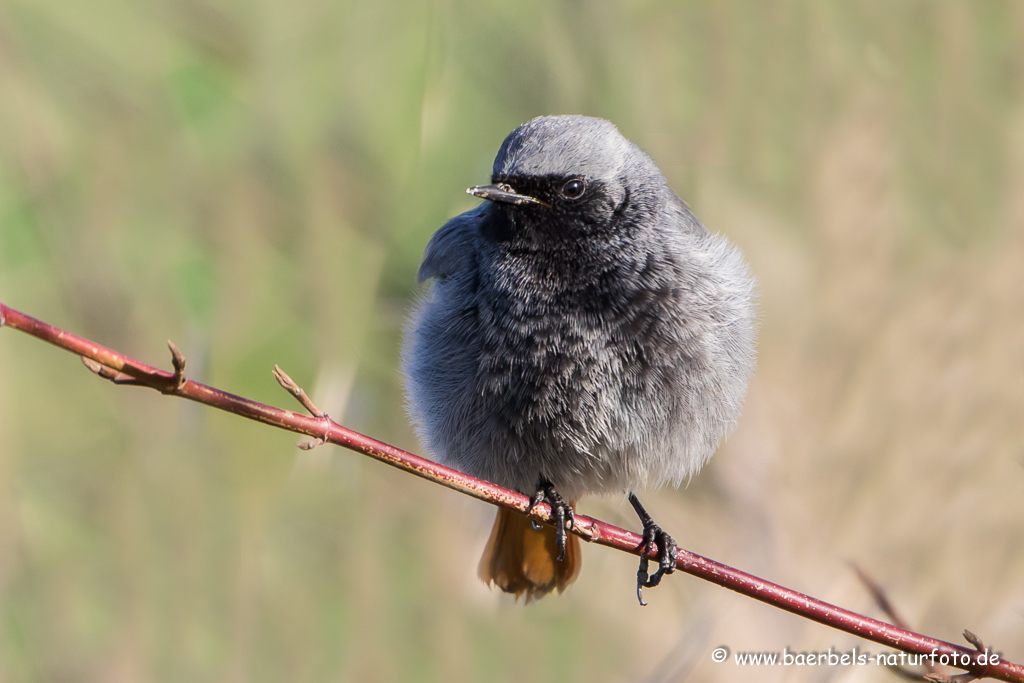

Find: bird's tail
478;505;581;601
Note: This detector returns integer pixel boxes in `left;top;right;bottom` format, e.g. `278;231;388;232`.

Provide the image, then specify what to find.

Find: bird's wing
417;204;486;283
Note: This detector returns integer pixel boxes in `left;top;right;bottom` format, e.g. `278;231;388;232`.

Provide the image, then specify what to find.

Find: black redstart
404;115;756;603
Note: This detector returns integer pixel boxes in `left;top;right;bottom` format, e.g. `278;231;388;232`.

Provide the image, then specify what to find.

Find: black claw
628;493;678;606
527;476;574;562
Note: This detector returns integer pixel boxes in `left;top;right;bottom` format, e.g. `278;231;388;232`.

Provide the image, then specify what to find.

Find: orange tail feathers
478;505;581;601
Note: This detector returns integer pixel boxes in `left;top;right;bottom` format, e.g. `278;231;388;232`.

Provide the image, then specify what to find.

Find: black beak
467;184;549;207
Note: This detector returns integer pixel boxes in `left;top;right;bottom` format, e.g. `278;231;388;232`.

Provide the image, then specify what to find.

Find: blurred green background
1;1;1023;681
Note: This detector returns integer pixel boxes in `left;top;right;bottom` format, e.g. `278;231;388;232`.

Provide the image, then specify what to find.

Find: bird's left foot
628;493;678;606
527;476;575;561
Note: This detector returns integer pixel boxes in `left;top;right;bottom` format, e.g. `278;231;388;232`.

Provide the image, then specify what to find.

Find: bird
403;115;756;603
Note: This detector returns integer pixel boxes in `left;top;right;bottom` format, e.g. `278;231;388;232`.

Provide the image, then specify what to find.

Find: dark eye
561;178;587;200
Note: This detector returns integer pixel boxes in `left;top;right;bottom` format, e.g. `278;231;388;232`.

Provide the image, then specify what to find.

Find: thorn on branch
927;630;991;683
273;365;331;450
82;356;115;379
919;634;989;683
167;340;186;390
81;357;141;385
963;630;985;652
273;365;325;417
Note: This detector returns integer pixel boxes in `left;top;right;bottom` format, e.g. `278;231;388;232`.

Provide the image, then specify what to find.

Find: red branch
1;300;1020;683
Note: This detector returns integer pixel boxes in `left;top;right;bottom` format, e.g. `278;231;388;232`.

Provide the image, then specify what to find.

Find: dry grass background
1;2;1022;682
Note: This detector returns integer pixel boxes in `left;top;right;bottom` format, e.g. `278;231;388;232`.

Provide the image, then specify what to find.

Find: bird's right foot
526;476;575;561
628;493;678;606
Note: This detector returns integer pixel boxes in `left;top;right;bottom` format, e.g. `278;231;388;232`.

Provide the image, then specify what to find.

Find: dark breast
472;241;693;453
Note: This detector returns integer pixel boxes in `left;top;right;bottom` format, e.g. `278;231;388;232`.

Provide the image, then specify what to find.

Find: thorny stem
1;300;1021;683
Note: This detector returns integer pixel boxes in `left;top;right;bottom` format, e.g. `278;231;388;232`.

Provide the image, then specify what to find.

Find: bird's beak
467;184;549;207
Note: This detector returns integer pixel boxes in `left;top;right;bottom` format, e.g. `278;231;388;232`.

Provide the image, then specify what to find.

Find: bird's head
467;115;666;242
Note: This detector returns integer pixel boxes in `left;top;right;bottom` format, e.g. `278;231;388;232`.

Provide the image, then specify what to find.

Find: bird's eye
561;178;587;200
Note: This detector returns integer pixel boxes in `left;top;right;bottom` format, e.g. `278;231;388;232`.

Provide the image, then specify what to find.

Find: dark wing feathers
417;205;486;283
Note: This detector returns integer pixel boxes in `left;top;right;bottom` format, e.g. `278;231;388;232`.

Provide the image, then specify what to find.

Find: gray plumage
403;115;756;503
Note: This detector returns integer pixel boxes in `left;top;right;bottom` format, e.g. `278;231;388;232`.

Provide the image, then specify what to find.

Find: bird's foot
526;476;575;562
628;493;678;606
